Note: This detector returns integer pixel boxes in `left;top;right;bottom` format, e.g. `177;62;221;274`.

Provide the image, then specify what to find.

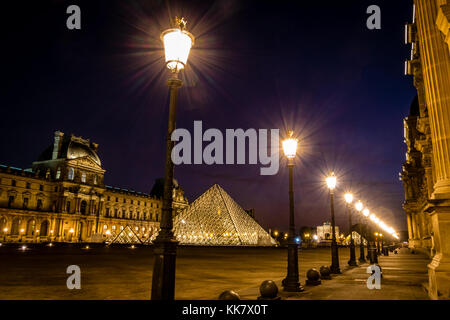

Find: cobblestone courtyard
0;244;429;300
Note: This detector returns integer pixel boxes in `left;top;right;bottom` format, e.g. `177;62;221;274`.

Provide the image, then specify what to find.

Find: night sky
1;0;416;233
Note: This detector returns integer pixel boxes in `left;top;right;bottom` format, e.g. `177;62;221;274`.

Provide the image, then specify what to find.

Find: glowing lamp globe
326;173;337;190
282;131;298;159
161;17;195;72
363;208;370;217
344;193;353;204
355;201;363;212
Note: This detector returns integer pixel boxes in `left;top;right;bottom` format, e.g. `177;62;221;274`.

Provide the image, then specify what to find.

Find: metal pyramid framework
105;225;143;245
173;184;276;246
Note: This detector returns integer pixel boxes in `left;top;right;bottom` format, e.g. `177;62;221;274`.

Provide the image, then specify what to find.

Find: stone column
415;0;450;196
415;0;450;299
407;212;414;242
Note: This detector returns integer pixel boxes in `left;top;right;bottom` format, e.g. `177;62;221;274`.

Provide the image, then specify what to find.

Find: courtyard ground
0;244;429;300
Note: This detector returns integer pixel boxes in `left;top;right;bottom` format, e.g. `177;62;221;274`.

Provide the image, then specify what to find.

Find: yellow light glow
161;18;194;72
3;228;7;232
20;229;25;233
282;131;298;159
355;201;363;212
326;173;337;190
363;209;370;217
69;228;74;233
273;231;279;236
344;193;353;204
50;230;54;234
105;230;111;236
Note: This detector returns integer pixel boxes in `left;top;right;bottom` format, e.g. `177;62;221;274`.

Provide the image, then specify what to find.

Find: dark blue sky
0;0;416;232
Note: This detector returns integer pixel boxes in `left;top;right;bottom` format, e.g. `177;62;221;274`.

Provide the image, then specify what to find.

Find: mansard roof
37;133;101;167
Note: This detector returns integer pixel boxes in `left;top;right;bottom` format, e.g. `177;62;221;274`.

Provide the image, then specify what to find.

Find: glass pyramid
173;184;276;246
105;225;143;244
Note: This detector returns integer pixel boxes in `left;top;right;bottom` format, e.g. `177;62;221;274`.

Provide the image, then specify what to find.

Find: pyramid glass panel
173;184;276;246
105;225;143;244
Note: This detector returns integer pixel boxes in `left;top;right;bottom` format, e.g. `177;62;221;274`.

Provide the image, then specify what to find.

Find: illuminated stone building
0;131;188;243
403;1;450;299
316;222;340;243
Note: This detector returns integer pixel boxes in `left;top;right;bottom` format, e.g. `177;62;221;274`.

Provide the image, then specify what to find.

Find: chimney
52;131;64;160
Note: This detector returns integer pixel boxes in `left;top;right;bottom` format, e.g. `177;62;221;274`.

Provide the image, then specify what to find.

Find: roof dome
67;141;101;166
36;132;101;167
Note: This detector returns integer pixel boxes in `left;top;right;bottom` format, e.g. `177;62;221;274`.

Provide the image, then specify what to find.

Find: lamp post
151;17;194;300
355;200;366;263
326;173;340;274
344;193;357;266
281;131;304;292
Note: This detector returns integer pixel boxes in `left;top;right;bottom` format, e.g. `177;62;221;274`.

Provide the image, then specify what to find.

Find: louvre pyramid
105;225;143;245
173;184;276;246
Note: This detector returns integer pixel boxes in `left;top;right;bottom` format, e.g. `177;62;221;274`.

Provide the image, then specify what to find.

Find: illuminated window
56;167;61;179
93;175;97;185
68;168;74;180
81;172;86;183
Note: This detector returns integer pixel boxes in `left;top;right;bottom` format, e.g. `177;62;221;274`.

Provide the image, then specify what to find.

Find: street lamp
326;172;340;274
281;131;303;292
344;193;357;266
151;17;194;301
355;201;366;263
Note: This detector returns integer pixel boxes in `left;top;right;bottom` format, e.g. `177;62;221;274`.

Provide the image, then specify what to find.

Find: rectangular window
123;199;126;203
26;182;31;189
115;197;118;202
106;208;110;217
23;198;29;209
39;185;43;191
131;200;133;204
114;208;118;217
11;180;16;187
107;196;110;201
8;196;14;208
37;199;43;211
66;201;71;213
54;186;58;192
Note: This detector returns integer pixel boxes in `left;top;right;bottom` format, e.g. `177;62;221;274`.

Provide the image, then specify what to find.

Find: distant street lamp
355;201;366;263
344;193;357;266
151;17;194;301
326;172;340;274
281;131;304;292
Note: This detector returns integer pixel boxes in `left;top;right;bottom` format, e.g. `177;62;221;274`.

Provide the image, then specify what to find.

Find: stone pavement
238;248;430;300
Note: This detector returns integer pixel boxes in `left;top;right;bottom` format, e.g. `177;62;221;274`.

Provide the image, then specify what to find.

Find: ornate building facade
0;131;188;243
402;1;450;299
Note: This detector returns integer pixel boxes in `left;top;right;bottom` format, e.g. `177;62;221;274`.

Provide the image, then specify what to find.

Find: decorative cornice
437;4;450;52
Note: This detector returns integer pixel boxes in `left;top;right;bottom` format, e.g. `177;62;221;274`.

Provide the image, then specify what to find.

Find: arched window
80;201;87;215
40;220;49;236
11;218;20;235
81;172;86;183
26;219;36;236
0;217;7;233
68;168;74;180
56;167;61;180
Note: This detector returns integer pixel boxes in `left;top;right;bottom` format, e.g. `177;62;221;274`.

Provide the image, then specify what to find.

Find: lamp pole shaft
347;205;357;266
151;74;183;300
330;191;341;274
283;161;303;292
359;215;366;263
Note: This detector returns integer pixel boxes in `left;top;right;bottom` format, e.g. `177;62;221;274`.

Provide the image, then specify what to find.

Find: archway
40;220;49;237
11;218;20;235
0;217;7;233
26;219;36;236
